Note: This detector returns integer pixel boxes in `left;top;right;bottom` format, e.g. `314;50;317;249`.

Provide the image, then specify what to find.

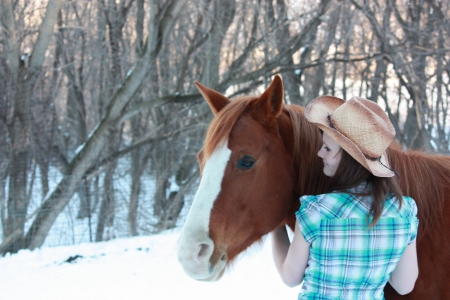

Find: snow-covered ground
0;229;300;300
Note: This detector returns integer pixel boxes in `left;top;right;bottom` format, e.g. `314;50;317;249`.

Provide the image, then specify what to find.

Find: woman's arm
389;240;419;295
271;221;310;287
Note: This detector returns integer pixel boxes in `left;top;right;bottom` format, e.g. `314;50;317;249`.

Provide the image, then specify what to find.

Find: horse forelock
201;96;256;172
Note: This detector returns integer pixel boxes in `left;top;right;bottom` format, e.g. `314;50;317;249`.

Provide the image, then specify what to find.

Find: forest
0;0;448;254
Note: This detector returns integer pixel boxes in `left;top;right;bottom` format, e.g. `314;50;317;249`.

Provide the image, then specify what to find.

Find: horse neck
387;146;450;231
286;106;329;197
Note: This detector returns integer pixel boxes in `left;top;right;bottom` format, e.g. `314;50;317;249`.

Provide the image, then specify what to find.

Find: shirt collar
346;181;370;194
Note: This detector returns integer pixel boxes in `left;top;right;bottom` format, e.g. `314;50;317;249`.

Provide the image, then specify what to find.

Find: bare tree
0;0;64;253
22;0;187;250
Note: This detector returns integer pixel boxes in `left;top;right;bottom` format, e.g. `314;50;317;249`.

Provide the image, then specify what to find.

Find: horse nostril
221;254;226;261
198;243;210;260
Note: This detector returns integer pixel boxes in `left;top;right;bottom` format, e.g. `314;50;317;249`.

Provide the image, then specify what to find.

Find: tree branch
30;0;63;68
0;0;20;73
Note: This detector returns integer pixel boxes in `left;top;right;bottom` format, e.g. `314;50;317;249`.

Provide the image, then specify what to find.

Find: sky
0;229;301;300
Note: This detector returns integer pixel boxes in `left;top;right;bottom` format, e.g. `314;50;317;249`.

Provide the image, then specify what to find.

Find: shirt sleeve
405;196;419;245
295;195;321;244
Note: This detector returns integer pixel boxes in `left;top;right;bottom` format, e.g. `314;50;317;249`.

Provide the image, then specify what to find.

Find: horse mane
387;146;450;234
284;105;329;196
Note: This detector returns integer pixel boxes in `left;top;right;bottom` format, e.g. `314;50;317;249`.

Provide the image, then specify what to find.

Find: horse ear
195;81;230;115
256;75;284;122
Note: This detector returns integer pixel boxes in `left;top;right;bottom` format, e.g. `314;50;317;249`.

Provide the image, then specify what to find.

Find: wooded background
0;0;448;254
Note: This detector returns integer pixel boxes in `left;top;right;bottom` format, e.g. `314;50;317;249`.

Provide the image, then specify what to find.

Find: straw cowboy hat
305;95;396;177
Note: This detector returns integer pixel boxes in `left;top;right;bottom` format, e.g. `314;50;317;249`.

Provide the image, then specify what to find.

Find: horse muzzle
177;232;227;281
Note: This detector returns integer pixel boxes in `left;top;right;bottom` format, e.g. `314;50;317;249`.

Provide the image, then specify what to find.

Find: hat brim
305;96;395;177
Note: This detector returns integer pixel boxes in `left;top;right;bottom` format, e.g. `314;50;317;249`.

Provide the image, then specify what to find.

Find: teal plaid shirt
295;182;418;300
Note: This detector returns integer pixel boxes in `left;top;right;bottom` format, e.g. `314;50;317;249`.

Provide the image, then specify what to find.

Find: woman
271;96;419;299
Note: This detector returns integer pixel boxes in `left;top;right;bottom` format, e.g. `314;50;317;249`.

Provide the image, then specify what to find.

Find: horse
177;75;450;299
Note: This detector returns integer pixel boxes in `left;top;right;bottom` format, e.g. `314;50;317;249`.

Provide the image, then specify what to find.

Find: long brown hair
327;149;403;228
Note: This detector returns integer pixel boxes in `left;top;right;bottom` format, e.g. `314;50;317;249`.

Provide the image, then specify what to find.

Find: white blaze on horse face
177;140;231;280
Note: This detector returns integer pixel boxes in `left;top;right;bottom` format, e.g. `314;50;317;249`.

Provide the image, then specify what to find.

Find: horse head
177;76;325;281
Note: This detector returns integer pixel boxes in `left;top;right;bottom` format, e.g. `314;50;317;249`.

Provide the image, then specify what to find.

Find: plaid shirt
295;182;418;300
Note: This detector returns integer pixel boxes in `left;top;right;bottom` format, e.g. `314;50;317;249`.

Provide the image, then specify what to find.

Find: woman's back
271;95;419;299
296;183;418;299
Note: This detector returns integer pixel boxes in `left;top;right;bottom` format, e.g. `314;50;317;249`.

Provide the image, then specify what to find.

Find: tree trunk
128;146;152;236
200;0;236;87
0;0;63;253
96;164;116;242
303;4;340;104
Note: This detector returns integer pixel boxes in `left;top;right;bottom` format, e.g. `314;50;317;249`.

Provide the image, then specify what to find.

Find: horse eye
237;155;256;170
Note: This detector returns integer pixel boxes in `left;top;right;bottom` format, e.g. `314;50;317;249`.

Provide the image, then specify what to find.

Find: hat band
327;114;399;178
366;156;382;161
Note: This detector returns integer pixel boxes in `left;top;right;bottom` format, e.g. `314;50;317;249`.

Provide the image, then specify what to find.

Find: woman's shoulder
301;191;354;200
297;192;361;226
385;194;418;218
299;192;353;210
300;193;327;206
402;195;416;206
400;196;418;216
299;194;319;205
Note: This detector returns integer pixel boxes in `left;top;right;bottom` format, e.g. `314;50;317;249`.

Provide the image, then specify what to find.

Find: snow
0;229;300;300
